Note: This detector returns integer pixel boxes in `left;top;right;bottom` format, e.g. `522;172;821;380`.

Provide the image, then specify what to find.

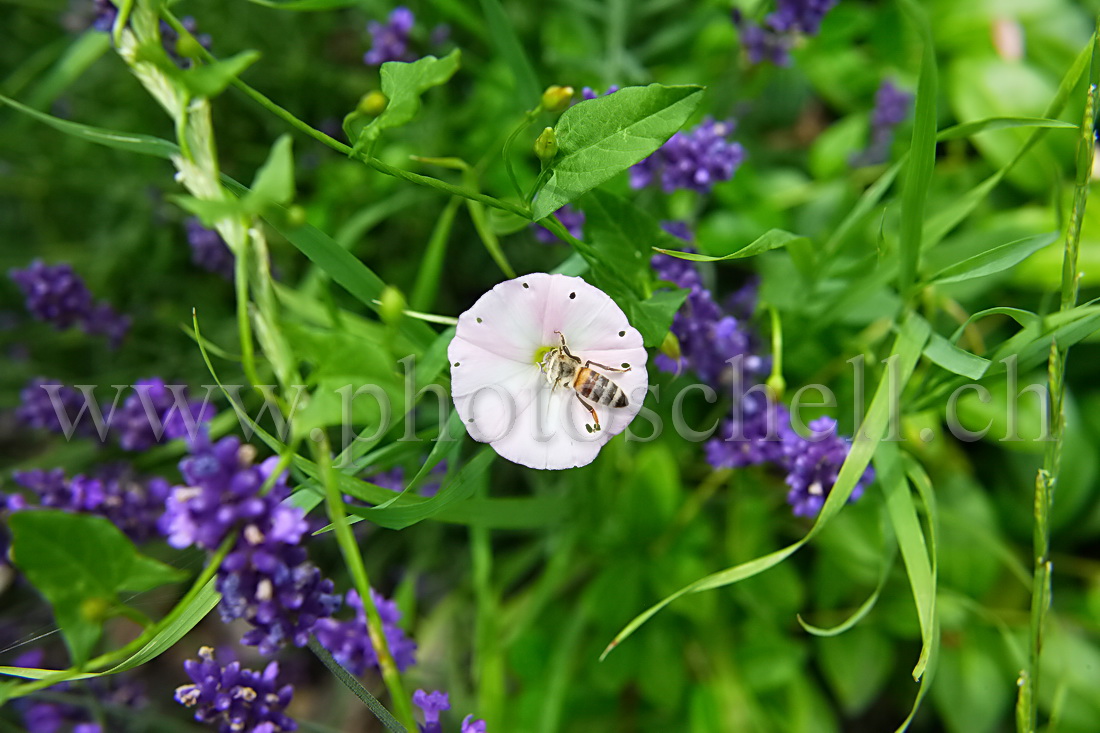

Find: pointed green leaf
532;84;704;220
0;91;178;159
181;50;261;99
654;229;808;262
9;511;182;664
353;51;462;146
927;231;1059;285
248;134;295;206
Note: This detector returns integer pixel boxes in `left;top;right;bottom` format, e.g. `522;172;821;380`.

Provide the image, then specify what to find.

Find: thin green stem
470;477;504;729
1018;24;1098;733
502;108;539;200
307;637;406;733
314;435;416;731
159;9;531;220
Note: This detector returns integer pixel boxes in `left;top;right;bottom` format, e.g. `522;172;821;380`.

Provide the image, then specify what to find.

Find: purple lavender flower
366;461;447;497
92;0;117;32
162;436;341;654
430;23;451;47
630;118;744;195
767;0;838;36
661;220;693;242
462;716;488;733
732;10;793;66
365;7;415;65
82;302;131;349
314;588;417;675
9;260;130;348
10;261;93;330
650;252;764;386
580;85;619;100
532;204;585;244
15;378;94;436
414;690;450;733
8;464;171;543
852;80;913;167
781;416;873;517
175;646;297;733
705;393;790;469
113;378;215;451
186;218;235;280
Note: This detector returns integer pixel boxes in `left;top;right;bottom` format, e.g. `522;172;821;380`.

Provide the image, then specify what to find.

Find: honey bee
538;331;631;433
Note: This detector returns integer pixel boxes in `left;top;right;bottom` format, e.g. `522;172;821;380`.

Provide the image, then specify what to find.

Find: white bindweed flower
448;273;649;470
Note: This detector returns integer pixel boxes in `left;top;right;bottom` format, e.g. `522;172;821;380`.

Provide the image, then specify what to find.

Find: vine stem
159;10;532;221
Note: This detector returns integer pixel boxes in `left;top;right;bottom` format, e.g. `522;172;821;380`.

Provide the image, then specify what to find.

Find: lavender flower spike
162;435;341;654
365;7;415;65
781;416;874;517
413;690;450;733
175;646;297;732
314;588;417;674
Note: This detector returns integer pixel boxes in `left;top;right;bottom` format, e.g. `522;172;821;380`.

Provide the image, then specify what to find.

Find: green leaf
654;229;809;262
625;289;689;348
531;84;704;220
601;313;931;659
0;91;179;159
923;332;991;380
923;34;1092;249
170;195;245;226
248;134;295;206
119;554;188;593
897;0;938;295
478;0;540;103
247;0;361;8
107;580;220;674
355;51;462;147
582;189;682;293
927;231;1060;285
936;116;1077;142
181;50;262;99
9;511;182;664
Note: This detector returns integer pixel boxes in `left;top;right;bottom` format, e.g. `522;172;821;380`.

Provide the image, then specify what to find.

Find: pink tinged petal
450;273;649;470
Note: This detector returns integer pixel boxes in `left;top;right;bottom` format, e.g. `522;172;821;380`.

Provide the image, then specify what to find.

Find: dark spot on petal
476;317;483;323
618;330;626;337
453;362;460;367
522;283;529;289
468;418;474;423
569;292;576;299
621;363;629;368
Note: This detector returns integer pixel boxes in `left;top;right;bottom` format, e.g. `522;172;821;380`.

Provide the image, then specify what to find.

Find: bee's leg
576;394;601;432
555;331;576;359
584;359;631;373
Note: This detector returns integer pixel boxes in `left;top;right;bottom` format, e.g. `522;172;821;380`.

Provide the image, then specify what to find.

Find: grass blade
601;313;931;659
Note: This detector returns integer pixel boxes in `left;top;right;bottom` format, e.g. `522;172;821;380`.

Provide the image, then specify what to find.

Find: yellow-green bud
358;91;388;117
541;85;574;113
534;127;558;161
660;331;681;362
765;373;786;399
380;286;407;326
175;34;205;62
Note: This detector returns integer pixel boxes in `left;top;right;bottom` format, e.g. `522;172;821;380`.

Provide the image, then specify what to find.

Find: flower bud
765;373;786;400
659;331;681;362
534;127;558;161
357;90;388;117
175;34;205;62
541;85;574;113
380;286;407;326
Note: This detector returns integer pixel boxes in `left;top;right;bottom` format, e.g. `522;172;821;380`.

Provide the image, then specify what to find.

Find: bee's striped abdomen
574;367;628;408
